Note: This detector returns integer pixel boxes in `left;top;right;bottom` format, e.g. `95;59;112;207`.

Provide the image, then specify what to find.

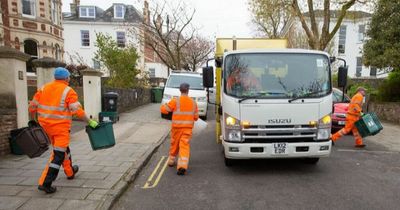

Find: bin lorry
202;38;347;166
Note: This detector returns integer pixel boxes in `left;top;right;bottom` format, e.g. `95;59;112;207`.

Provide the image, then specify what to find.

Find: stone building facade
0;0;64;76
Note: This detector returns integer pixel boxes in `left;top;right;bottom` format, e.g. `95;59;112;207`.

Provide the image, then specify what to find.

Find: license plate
103;117;110;122
273;143;288;155
338;121;345;125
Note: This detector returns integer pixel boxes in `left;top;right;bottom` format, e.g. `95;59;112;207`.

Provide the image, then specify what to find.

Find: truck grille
242;125;317;143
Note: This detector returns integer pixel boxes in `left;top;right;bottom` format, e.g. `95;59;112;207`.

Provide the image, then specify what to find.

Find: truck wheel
304;158;319;164
224;157;235;167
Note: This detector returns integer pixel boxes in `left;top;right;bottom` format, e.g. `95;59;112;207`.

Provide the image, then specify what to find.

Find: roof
63;4;142;23
170;71;202;76
303;10;372;19
224;48;330;57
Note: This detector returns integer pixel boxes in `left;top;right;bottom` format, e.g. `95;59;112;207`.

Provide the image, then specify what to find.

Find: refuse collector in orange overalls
160;83;199;175
331;87;367;147
29;67;99;193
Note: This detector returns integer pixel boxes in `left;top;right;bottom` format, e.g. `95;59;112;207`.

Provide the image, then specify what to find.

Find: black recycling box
14;121;50;158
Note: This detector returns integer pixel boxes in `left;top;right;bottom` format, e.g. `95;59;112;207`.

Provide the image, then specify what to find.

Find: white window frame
149;68;156;78
358;24;366;42
116;31;126;48
114;4;125;19
55;44;61;60
22;0;36;18
338;25;347;54
356;57;362;77
51;0;59;24
80;30;90;47
79;6;96;18
93;59;101;69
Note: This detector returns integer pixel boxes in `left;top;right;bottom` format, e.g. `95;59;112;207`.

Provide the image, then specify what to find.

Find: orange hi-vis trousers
38;126;74;187
332;114;363;146
169;128;192;170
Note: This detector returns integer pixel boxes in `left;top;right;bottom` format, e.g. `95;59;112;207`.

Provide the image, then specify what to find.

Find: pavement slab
18;197;64;210
51;187;93;200
58;200;98;210
0;186;26;196
0;196;29;209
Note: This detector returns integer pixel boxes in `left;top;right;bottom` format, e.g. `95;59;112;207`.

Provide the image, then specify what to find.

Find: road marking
142;155;169;189
337;149;400;154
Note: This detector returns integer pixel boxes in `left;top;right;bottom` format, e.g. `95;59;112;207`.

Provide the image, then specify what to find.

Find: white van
161;71;208;120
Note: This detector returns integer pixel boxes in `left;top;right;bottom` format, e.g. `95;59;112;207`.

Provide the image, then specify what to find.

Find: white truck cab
161;71;208;120
203;41;349;166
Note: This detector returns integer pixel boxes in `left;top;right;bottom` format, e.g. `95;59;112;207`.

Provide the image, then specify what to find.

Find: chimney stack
143;0;150;25
70;0;80;16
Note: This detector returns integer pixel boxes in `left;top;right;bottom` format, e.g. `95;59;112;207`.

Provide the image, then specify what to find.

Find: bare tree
182;35;214;71
141;0;197;70
248;0;293;38
291;0;371;50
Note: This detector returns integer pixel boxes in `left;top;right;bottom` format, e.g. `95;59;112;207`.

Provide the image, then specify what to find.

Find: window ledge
22;14;36;19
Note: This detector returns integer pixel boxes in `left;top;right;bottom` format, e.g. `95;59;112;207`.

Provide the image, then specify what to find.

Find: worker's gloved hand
88;120;99;128
360;112;365;116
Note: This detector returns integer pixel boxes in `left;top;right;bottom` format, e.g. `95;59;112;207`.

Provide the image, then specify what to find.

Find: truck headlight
197;97;207;102
317;114;331;140
224;113;242;142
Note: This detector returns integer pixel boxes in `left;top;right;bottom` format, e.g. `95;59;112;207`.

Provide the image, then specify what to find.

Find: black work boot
177;168;186;176
38;185;57;194
67;165;79;180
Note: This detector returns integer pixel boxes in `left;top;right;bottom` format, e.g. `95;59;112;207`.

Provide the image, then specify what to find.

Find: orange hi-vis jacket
347;92;364;116
29;80;85;130
161;96;199;128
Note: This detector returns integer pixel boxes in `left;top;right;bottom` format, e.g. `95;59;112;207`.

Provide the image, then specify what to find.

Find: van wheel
224;157;235;167
304;158;319;164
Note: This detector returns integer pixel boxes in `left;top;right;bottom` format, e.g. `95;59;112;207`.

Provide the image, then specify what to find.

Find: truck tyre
304;158;319;164
224;157;235;167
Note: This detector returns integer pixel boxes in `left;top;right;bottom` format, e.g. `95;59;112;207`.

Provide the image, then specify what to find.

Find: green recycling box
355;112;383;137
85;122;116;150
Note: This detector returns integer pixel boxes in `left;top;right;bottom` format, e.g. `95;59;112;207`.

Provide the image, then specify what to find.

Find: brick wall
368;102;400;124
0;109;17;156
102;88;151;112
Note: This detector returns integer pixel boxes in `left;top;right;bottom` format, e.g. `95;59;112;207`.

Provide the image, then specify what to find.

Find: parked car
161;71;208;120
332;88;350;133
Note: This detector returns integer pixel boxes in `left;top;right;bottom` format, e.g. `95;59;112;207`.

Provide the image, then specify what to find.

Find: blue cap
54;67;70;80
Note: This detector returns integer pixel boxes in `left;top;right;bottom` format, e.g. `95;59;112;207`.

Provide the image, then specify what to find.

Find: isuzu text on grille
268;119;292;124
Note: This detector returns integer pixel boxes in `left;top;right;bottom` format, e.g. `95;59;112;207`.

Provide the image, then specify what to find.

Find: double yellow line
142;156;169;189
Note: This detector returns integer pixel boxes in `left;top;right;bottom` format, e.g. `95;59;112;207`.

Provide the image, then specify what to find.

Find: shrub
377;70;400;102
347;82;378;99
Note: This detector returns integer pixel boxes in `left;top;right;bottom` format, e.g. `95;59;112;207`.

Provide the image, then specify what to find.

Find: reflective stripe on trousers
331;115;363;145
169;128;192;170
38;146;74;186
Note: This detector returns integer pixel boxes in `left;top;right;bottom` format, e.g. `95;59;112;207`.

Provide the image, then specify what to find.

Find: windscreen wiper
238;92;286;103
288;91;323;103
238;96;260;103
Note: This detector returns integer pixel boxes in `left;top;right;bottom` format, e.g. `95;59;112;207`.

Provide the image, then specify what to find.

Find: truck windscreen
224;53;331;99
166;75;204;90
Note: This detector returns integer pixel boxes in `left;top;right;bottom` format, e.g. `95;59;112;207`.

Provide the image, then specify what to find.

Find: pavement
0;103;170;210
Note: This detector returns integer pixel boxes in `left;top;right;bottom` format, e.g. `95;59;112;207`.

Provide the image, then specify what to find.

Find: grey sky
62;0;254;38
